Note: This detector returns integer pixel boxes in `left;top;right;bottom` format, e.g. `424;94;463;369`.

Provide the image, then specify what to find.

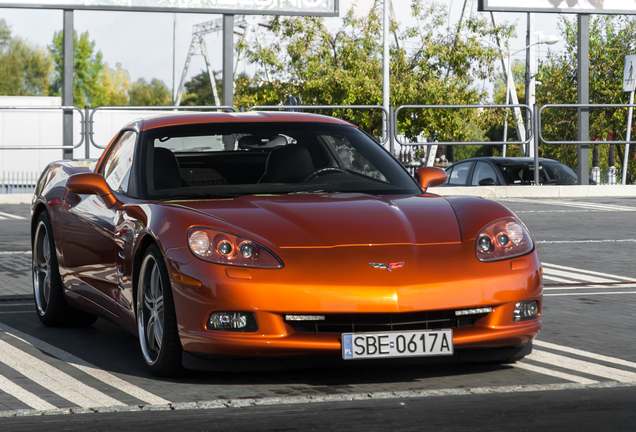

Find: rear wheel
32;212;97;327
137;244;183;376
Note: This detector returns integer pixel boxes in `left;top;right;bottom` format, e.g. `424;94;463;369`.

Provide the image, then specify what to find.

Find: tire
137;243;184;376
32;212;98;327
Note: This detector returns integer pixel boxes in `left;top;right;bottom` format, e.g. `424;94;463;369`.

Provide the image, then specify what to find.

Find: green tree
49;30;108;107
237;0;514;150
128;78;171;106
537;15;636;182
181;70;220;106
100;62;130;106
0;19;52;96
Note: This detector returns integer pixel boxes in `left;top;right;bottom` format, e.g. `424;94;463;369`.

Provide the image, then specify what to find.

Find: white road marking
537;239;636;244
0;211;26;220
534;340;636;370
545;291;636;297
0;373;57;411
0;251;30;255
503;198;636;212
0;338;123;408
542;268;625;284
513;361;598;385
542;275;576;284
528;350;636;382
544;283;636;291
543;263;634;281
0;323;170;406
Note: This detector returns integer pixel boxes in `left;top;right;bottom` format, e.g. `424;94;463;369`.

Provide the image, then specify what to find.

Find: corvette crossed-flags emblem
369;262;404;272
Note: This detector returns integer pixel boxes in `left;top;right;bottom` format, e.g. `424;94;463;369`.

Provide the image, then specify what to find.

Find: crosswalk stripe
543;263;634;281
527;350;636;382
543;268;623;284
503;198;636;212
0;373;57;411
534;340;636;369
544;283;636;291
514;361;598;385
0;323;170;406
0;338;123;408
0;211;25;220
542;275;576;283
545;291;636;296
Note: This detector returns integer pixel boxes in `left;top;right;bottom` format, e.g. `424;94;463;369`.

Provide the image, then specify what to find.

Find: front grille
286;310;483;333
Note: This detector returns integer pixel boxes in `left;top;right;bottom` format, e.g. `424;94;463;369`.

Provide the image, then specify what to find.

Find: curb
0;194;31;205
1;187;636;204
429;185;636;198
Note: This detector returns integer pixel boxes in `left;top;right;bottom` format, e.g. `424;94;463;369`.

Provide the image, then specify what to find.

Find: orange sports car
31;112;541;376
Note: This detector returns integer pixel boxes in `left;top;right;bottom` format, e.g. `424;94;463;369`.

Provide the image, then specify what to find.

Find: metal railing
0;106;84;149
394;104;534;146
0;102;634;186
88;105;238;149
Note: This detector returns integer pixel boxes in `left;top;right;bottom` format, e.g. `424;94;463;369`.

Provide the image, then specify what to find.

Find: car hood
170;193;461;248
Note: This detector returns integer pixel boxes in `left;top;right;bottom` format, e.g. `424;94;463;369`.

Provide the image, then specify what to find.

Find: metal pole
533;103;540;185
84;106;90;159
222;14;234;109
63;10;74;160
502;55;510;157
382;0;391;153
623;90;634;185
172;13;178;105
526;13;536;157
577;14;590;185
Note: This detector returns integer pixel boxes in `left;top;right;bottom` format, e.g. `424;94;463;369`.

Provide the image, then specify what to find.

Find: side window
447;162;472;185
102;130;137;194
471;162;499;186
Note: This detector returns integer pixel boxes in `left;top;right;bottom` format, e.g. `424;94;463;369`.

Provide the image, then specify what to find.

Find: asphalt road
0;198;635;431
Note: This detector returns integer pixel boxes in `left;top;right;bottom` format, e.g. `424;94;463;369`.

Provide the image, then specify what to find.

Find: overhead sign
478;0;636;14
624;55;636;92
0;0;339;16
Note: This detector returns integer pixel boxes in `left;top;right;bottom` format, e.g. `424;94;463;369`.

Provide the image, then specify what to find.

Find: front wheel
32;212;97;327
137;244;183;376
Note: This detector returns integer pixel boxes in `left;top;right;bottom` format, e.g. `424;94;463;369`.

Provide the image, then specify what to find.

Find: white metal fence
0;171;39;194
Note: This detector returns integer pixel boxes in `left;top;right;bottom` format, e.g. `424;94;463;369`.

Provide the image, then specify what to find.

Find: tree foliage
234;0;514;142
128;78;171;106
0;19;52;96
537;15;636;182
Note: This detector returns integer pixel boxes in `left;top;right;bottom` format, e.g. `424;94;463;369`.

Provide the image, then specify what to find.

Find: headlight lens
475;218;533;262
187;228;283;268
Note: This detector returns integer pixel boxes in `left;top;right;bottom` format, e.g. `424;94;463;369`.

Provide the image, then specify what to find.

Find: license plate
341;329;453;360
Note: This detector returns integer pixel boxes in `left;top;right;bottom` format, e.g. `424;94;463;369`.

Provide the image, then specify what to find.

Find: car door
59;130;137;316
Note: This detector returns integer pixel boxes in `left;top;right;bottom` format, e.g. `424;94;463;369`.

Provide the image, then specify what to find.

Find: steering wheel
302;167;350;183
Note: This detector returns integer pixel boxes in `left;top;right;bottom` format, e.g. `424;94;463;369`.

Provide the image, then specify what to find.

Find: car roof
135;111;354;131
450;156;560;165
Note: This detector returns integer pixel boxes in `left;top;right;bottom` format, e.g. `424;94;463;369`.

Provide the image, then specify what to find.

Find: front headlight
187;227;283;269
475;218;533;262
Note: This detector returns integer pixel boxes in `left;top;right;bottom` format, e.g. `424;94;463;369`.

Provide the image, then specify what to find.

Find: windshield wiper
163;192;241;200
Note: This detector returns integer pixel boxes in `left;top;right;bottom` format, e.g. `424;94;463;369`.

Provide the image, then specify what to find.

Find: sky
0;0;566;97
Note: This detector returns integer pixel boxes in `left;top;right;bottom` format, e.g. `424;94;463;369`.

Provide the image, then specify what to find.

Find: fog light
208;312;257;332
513;301;539;322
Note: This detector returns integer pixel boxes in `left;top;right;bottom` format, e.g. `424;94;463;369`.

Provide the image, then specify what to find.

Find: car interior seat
154;147;186;190
258;145;315;183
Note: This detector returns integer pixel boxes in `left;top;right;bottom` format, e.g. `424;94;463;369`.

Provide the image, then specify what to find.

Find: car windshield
143;121;420;198
496;160;578;185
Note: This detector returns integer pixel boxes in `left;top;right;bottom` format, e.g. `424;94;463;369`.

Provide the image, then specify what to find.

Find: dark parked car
441;157;583;186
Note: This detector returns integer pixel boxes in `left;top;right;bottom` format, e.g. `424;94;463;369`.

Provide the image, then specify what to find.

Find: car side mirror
415;167;447;192
478;178;496;186
66;173;119;208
